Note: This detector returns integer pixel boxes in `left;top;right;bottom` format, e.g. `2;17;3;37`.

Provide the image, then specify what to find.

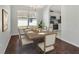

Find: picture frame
2;9;8;32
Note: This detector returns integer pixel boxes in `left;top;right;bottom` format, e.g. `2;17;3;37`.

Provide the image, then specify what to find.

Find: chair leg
44;45;46;54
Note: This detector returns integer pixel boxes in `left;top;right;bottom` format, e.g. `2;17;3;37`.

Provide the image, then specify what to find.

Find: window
17;10;37;27
18;18;37;27
29;18;37;26
18;18;28;27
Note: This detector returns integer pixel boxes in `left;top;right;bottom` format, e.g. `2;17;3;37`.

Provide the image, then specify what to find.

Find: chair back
18;29;25;39
48;27;53;32
43;26;47;30
18;28;33;45
45;34;56;46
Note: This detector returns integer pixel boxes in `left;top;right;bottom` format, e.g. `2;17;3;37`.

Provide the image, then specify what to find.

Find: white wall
11;6;18;35
43;6;50;27
61;5;79;47
0;5;11;53
37;9;43;24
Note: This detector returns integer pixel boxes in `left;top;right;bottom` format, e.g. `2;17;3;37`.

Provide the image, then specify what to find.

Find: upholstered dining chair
48;27;53;32
43;26;47;30
18;28;33;46
37;33;57;53
48;24;53;32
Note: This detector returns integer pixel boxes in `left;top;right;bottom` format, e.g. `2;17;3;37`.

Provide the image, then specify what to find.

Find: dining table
23;28;56;41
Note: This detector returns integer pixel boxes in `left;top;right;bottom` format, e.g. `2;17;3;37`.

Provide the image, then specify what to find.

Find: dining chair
48;24;53;32
37;33;57;53
18;28;33;46
48;27;53;32
42;26;47;32
43;26;47;30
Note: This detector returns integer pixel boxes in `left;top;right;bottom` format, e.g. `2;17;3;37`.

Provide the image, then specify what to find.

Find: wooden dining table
23;28;56;41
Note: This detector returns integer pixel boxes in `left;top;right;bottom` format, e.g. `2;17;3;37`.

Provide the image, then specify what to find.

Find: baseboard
4;35;11;54
11;33;19;36
57;37;79;48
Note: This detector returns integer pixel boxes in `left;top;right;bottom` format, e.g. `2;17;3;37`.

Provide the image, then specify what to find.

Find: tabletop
23;28;56;40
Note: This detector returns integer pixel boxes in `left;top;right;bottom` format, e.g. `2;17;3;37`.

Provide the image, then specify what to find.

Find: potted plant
38;20;44;28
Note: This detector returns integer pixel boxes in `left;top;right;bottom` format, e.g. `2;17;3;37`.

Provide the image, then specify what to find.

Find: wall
11;6;18;35
37;9;44;24
61;5;79;47
0;5;11;53
43;6;50;27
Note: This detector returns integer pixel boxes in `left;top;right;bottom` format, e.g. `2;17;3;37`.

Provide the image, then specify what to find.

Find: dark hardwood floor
5;35;79;54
